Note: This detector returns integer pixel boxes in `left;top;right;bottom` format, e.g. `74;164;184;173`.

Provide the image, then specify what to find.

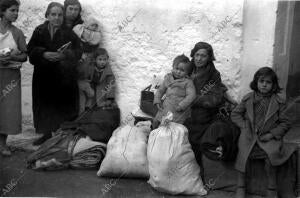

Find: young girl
153;54;196;128
77;48;116;113
231;67;296;198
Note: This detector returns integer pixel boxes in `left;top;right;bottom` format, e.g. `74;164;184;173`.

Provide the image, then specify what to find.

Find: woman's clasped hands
43;51;65;62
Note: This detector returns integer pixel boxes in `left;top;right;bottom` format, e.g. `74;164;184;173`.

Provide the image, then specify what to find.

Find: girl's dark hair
0;0;19;18
173;54;193;75
93;48;109;59
45;2;64;18
250;67;282;94
63;0;83;27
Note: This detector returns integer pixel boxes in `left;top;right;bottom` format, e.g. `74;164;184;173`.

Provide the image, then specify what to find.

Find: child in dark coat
77;48;116;114
231;67;296;198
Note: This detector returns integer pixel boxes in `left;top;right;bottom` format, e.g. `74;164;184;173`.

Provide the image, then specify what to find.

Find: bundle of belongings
97;121;152;178
73;16;102;53
147;112;207;196
97;112;207;195
27;106;120;170
199;95;240;162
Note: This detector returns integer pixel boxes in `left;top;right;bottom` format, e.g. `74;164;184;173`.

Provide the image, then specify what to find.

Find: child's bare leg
78;89;86;114
265;159;277;198
86;88;95;108
236;171;246;198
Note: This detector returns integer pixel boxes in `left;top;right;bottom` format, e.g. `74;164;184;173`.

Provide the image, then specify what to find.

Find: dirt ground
0;130;268;198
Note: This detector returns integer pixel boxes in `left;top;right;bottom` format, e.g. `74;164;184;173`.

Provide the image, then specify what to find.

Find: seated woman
184;42;239;179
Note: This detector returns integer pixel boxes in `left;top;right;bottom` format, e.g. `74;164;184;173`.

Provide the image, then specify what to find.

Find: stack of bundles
70;137;106;169
27;130;106;170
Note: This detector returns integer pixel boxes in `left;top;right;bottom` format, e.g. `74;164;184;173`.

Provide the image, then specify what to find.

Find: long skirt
0;68;21;135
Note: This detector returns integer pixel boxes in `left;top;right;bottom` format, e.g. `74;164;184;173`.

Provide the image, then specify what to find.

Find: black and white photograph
0;0;300;197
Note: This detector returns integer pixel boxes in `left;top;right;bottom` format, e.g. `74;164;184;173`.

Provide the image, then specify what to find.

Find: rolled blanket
27;129;106;170
70;145;106;169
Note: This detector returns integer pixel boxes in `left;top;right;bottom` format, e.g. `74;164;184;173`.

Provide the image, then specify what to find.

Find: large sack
147;113;207;196
97;121;151;178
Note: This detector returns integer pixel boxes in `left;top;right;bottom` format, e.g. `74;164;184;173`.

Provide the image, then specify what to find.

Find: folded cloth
27;129;106;170
72;136;106;156
70;145;106;169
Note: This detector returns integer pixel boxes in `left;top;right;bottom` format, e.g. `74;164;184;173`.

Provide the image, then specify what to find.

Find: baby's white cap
84;16;100;31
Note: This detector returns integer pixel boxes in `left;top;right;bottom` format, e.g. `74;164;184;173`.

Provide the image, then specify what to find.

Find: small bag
140;85;158;117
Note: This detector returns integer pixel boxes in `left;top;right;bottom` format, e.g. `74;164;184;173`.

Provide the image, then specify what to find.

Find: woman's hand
43;52;65;62
155;103;163;111
259;133;274;142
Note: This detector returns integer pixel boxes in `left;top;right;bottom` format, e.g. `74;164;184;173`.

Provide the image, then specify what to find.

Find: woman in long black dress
27;2;82;145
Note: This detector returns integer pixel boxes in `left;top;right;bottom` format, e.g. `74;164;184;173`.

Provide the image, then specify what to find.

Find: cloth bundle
27;129;106;170
147;113;207;196
70;145;106;169
97;121;152;178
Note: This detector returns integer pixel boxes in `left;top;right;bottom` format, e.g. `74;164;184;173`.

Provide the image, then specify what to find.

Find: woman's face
65;4;80;21
47;6;63;27
2;5;19;23
194;49;210;68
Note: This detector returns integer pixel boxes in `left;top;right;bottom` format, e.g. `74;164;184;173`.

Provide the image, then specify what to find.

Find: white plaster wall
239;0;278;100
17;0;244;126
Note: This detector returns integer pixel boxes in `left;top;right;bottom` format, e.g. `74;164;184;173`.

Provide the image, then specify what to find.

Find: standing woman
63;0;83;30
27;2;82;145
0;0;27;156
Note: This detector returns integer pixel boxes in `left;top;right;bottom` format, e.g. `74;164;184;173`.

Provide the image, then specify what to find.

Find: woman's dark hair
190;42;216;62
250;67;282;94
45;2;64;18
173;54;193;75
63;0;83;27
0;0;19;18
93;48;109;59
190;42;216;72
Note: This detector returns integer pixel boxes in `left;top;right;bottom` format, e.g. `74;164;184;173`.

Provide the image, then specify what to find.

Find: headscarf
63;0;83;28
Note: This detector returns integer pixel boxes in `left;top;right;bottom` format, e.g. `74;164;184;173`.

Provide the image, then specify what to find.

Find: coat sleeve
105;74;116;100
62;32;82;62
13;27;27;53
193;71;227;108
193;82;227;108
178;80;196;109
269;103;291;140
95;70;116;106
231;96;248;129
153;75;168;105
27;27;47;66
